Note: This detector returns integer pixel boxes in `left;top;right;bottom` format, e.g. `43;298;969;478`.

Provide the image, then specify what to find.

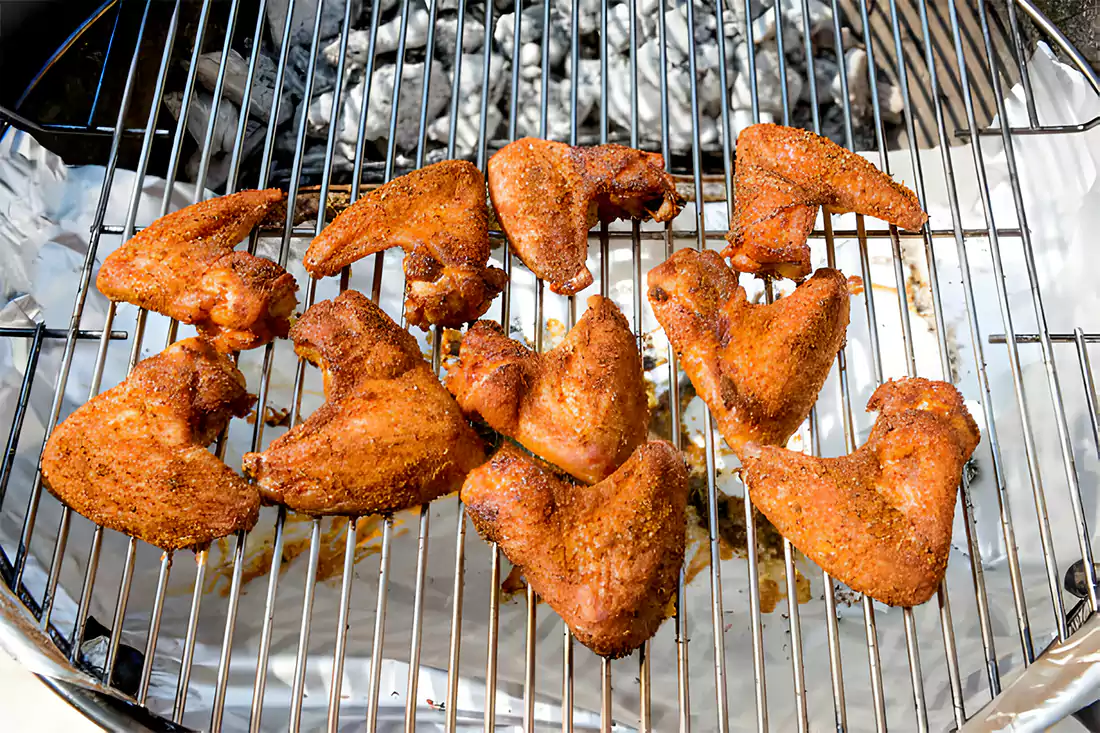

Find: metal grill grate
1;0;1099;730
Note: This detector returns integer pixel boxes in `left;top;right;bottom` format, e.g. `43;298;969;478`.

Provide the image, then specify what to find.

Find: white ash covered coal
167;0;897;185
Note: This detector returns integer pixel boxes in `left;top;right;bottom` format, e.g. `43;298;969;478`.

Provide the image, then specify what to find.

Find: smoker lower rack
1;0;1099;730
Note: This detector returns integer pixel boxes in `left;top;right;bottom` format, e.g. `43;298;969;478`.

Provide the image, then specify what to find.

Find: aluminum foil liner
0;42;1098;732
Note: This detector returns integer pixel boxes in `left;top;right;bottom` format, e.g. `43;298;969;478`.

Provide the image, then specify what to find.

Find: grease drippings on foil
650;361;812;613
204;513;406;597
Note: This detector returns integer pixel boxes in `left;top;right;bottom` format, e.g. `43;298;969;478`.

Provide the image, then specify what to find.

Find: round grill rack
0;0;1099;730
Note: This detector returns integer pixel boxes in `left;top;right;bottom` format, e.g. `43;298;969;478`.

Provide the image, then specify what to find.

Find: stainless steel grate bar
791;12;851;731
680;0;731;729
326;517;359;733
947;0;1069;642
11;0;155;599
1073;330;1100;458
918;0;1031;684
727;9;769;732
0;328;45;520
650;7;691;731
975;0;1100;615
442;0;473;728
97;221;1032;242
627;2;651;726
993;333;1100;343
855;1;936;726
324;0;385;725
226;0;339;727
284;2;356;727
90;4;187;697
480;0;503;720
885;0;1006;718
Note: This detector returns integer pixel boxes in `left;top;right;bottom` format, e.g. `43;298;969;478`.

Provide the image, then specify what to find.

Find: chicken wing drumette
725;123;928;279
303;160;506;329
463;440;689;657
648;248;849;454
242;290;485;515
96;189;298;352
488;138;683;295
741;378;979;606
447;295;648;484
41;338;259;550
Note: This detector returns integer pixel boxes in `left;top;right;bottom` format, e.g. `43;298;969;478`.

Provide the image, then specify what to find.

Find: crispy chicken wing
488;138;683;295
648;248;849;454
40;338;259;550
463;440;688;657
242;290;484;515
303;160;506;329
96;189;298;352
725;124;928;279
740;378;980;606
447;295;648;483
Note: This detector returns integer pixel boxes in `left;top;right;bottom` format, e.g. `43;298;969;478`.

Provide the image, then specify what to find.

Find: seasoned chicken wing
463;440;688;657
96;189;298;352
648;248;849;454
303;160;506;329
40;338;259;550
740;378;980;606
725;124;928;279
488;138;683;295
242;290;484;515
447;295;648;484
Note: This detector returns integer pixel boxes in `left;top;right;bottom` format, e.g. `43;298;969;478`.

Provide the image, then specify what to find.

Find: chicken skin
488;138;683;295
40;338;259;551
303;160;507;330
446;295;648;484
725;124;928;279
740;378;980;607
648;248;849;454
97;189;298;352
463;440;688;657
242;290;484;515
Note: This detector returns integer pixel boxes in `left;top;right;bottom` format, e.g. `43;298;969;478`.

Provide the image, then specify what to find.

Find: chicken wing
488;138;683;295
303;160;506;329
725;123;928;279
463;440;688;657
242;290;485;515
648;248;849;454
40;338;259;551
96;189;298;352
740;378;980;606
446;295;648;484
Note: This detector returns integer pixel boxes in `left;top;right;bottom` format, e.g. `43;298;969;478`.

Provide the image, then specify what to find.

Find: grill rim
0;0;1099;731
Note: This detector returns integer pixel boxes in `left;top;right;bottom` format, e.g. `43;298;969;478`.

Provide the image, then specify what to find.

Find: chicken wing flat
463;440;688;657
40;338;259;551
741;378;980;606
488;138;683;295
97;189;298;352
303;160;506;329
447;295;648;484
242;290;485;515
725;123;928;279
649;248;849;454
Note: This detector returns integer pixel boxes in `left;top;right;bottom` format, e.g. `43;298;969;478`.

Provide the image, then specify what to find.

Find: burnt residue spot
649;375;696;442
650;285;668;303
246;405;292;428
471;421;504;451
963;456;980;485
